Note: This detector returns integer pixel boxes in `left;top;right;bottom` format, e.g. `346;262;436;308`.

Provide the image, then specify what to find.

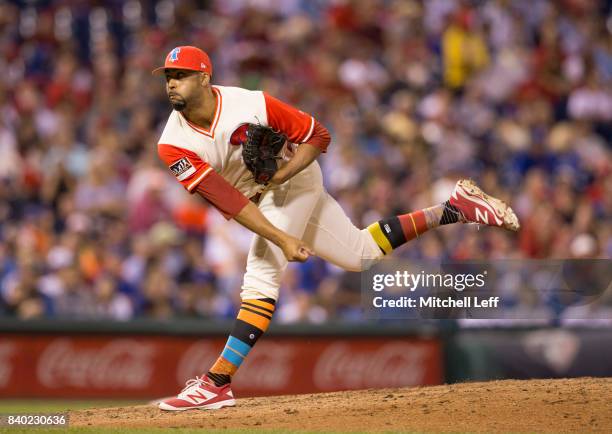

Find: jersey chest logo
170;157;196;181
229;124;249;146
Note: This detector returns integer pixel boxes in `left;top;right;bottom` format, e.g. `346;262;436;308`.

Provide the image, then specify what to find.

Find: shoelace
447;202;486;226
452;207;482;228
180;376;209;393
451;207;466;223
443;202;467;224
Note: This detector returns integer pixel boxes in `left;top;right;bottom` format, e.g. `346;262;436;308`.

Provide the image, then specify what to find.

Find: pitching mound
70;377;612;432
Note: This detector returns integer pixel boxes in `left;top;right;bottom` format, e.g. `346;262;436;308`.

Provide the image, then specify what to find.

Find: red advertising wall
0;335;442;398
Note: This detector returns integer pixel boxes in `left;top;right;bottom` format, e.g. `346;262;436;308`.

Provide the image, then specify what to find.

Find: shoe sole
158;398;236;411
456;179;520;232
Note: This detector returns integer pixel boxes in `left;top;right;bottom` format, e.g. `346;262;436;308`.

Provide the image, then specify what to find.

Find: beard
168;94;187;111
171;99;186;111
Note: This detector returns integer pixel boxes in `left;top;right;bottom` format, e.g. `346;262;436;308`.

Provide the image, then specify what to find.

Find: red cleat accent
159;376;235;411
449;179;520;231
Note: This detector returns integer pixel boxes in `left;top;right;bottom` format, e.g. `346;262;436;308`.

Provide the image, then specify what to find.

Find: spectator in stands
0;0;609;323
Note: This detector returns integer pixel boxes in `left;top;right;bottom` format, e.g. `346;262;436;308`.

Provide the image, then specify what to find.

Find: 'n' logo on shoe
186;389;215;404
475;208;489;224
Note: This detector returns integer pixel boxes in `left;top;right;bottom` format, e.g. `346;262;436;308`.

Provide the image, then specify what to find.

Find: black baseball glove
241;123;287;185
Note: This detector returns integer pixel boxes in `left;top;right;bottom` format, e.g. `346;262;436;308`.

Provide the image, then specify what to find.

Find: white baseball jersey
156;84;382;302
157;85;323;218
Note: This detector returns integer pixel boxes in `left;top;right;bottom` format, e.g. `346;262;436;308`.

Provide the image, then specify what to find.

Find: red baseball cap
152;46;213;76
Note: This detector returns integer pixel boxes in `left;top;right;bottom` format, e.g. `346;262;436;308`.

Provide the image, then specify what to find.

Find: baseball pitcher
153;46;520;411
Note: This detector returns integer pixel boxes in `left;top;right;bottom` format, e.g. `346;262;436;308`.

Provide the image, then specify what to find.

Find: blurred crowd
0;0;610;323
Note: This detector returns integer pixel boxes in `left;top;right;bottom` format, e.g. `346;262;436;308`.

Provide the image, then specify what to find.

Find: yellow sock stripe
367;222;393;254
237;308;272;331
243;299;276;313
242;302;274;317
409;214;419;238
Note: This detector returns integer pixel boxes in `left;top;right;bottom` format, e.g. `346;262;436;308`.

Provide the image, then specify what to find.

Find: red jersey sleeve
158;144;249;219
264;93;330;152
306;120;331;152
158;144;213;192
264;93;316;144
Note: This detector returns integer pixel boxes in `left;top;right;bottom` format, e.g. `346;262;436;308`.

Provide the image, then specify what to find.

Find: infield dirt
70;377;612;432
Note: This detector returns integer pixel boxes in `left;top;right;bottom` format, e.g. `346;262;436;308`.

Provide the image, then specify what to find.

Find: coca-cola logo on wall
37;339;156;389
237;342;294;390
0;343;15;388
177;341;295;391
313;342;432;390
176;342;219;385
0;334;441;398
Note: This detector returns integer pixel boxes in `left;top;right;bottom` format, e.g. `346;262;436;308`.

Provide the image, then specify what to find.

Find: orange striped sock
207;298;276;386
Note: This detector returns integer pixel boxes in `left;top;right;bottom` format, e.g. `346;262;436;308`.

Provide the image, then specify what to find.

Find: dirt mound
70;377;612;432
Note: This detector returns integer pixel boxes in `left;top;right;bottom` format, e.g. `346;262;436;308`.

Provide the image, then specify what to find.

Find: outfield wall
446;328;612;382
1;320;611;399
0;320;443;398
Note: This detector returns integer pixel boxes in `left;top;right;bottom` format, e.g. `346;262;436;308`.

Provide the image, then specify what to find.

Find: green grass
0;399;143;413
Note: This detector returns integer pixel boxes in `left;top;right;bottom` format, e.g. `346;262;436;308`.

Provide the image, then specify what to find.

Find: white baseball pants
241;162;383;301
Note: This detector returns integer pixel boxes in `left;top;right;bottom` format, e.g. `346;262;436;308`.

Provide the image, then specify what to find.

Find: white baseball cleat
159;375;236;411
448;179;520;231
